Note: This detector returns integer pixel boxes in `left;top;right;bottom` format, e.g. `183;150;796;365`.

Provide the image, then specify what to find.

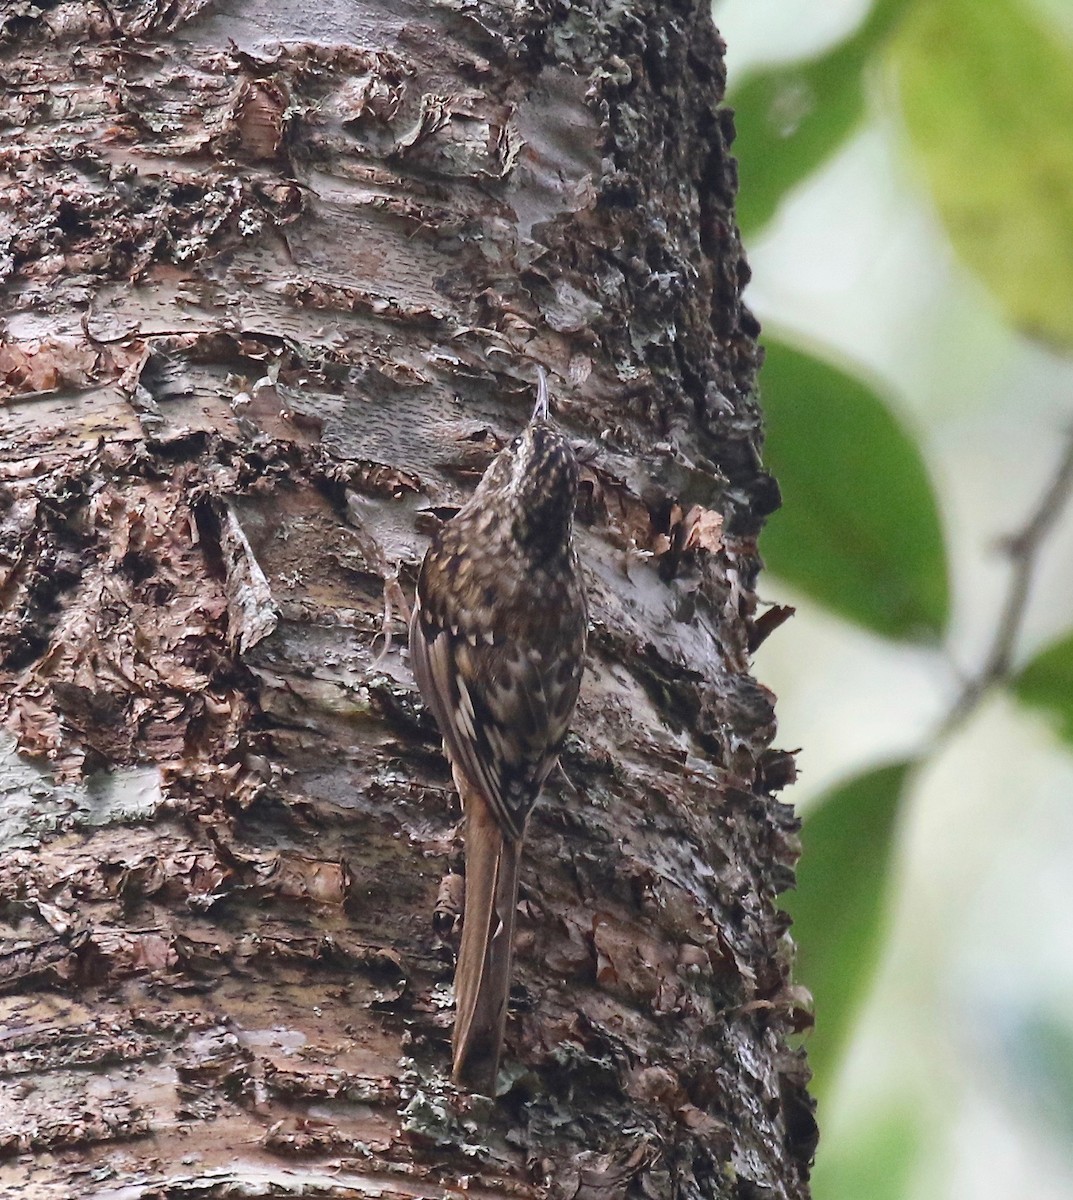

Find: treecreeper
409;370;588;1093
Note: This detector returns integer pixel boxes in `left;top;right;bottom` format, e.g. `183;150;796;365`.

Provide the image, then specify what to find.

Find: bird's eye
510;436;522;450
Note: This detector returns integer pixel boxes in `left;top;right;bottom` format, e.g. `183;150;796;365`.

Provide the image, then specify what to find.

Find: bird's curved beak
532;366;550;423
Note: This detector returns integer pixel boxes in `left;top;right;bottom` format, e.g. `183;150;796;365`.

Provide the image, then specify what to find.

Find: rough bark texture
0;1;814;1197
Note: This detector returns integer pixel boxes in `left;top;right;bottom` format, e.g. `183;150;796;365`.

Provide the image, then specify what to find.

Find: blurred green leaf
730;0;909;235
760;341;949;639
810;1104;922;1200
1012;632;1073;744
784;762;909;1095
893;0;1073;348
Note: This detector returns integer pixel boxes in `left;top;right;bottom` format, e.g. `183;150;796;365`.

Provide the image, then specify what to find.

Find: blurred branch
946;425;1073;728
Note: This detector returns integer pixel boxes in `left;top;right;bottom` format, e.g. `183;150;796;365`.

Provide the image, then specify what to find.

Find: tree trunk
0;2;813;1197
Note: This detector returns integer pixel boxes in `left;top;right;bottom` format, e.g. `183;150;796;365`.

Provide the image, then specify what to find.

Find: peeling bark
0;2;814;1197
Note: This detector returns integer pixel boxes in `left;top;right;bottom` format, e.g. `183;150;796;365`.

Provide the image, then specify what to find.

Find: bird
409;369;588;1093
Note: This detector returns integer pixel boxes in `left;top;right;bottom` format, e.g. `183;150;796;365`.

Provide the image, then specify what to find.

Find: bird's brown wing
410;576;577;839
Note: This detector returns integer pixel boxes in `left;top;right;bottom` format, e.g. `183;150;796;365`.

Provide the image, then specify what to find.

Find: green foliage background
721;0;1073;1195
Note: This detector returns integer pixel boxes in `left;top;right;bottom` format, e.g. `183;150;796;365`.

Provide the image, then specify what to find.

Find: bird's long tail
452;769;521;1094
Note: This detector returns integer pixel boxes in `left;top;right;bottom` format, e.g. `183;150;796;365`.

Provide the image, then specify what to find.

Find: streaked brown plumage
410;371;587;1093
